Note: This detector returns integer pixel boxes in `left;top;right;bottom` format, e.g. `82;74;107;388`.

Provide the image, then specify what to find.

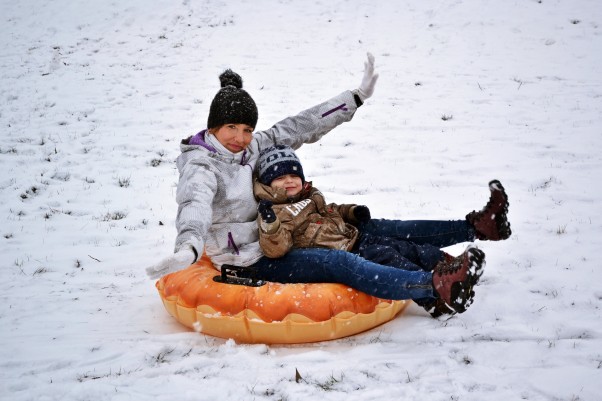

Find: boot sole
488;179;505;193
448;246;485;313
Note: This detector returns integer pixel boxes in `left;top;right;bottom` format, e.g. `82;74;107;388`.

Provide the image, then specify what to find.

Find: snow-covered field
1;0;601;400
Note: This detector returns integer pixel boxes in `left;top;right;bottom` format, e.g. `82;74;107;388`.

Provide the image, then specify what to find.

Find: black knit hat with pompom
207;69;258;130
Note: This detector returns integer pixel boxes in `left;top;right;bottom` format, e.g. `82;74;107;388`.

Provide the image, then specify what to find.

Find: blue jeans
248;219;475;301
354;233;443;271
357;219;475;248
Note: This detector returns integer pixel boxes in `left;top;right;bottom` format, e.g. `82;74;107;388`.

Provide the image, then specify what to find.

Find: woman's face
212;124;254;153
270;174;303;197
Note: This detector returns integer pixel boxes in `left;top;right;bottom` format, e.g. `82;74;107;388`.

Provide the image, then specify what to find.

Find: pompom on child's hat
257;145;305;185
207;69;258;130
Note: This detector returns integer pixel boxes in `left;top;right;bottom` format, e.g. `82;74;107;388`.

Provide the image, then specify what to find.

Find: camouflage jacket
254;181;361;258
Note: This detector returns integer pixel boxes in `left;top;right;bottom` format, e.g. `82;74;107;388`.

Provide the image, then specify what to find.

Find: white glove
146;247;196;280
356;52;379;101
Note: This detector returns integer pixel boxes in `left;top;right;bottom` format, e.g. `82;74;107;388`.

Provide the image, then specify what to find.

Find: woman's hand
146;247;196;280
357;52;379;101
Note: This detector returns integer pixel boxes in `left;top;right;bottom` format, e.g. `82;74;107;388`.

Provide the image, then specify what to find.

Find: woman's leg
249;248;435;301
356;218;476;248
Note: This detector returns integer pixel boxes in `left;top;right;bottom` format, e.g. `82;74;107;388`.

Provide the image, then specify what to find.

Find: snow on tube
155;255;409;344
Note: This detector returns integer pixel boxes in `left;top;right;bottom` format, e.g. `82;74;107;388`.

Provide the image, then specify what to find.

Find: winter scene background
1;0;601;400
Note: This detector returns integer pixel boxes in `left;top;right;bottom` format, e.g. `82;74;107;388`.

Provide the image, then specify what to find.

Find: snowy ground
1;0;601;400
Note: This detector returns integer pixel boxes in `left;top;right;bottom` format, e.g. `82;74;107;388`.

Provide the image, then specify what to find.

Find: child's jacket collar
254;180;313;204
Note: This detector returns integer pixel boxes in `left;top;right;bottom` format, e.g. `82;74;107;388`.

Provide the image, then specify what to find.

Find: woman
146;54;511;316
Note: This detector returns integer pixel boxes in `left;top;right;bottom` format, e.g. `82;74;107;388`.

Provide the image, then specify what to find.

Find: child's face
212;123;254;153
270;174;303;197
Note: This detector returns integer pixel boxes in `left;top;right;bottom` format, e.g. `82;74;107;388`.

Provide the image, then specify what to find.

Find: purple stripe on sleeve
321;103;348;118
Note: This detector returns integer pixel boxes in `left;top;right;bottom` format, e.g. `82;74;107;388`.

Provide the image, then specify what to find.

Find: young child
253;145;508;317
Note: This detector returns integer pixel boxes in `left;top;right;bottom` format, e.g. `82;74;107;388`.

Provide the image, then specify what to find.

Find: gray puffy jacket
175;90;359;268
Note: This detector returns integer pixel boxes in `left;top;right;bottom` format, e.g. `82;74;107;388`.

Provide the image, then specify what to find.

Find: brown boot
419;253;457;318
432;246;485;314
466;180;511;241
419;297;457;318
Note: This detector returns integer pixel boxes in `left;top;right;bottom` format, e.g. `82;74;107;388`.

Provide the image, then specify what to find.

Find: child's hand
258;200;276;223
353;205;371;223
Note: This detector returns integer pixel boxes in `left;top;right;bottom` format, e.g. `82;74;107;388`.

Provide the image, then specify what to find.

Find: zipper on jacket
227;232;240;255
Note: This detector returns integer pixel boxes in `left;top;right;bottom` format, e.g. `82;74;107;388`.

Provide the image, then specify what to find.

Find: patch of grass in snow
101;211;127;221
529;176;560;192
149;347;176;365
315;373;344;391
51;171;70;181
32;267;50;276
247;384;289;400
368;329;390;344
76;367;142;382
0;147;18;154
20;186;40;200
14;259;26;274
117;176;131;188
513;77;525;90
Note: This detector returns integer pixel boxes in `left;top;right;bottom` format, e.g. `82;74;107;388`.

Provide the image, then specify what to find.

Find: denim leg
357;219;476;248
250;248;434;301
359;243;424;271
357;233;443;271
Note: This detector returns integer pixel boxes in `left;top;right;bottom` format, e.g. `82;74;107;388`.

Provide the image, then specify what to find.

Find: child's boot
418;297;456;318
466;179;511;241
415;253;456;318
432;245;485;314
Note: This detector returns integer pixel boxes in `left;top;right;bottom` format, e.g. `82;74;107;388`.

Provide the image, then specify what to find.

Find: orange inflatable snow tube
156;255;409;344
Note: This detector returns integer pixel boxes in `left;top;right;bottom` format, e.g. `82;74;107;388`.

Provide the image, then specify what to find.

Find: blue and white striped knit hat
257;145;305;185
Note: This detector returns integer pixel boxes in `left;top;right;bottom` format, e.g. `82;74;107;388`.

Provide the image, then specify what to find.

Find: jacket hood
182;130;218;152
178;130;253;173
